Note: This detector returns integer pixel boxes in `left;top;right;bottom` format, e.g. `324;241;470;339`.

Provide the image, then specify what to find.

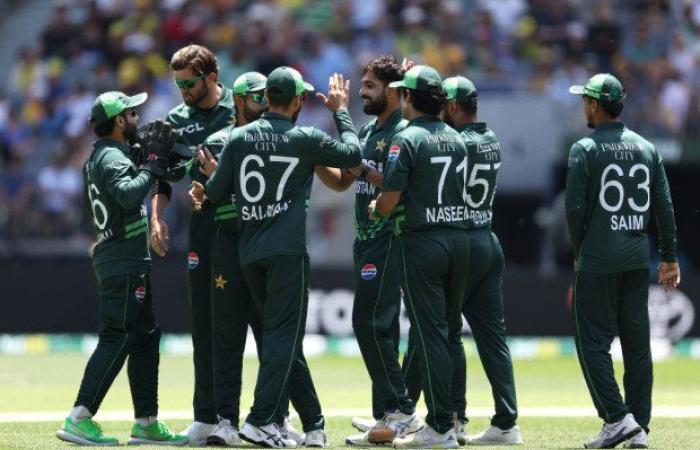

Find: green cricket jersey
202;127;239;231
205;109;362;266
83;139;154;282
355;109;407;240
456;122;501;229
383;115;469;232
165;84;236;184
565;122;677;273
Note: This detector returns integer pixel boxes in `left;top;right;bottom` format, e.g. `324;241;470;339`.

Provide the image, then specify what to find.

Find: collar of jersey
460;122;487;133
408;115;440;125
595;121;624;130
262;111;295;123
96;137;130;153
380;108;403;131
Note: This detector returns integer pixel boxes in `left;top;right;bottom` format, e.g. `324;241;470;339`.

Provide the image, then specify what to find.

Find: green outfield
1;353;699;449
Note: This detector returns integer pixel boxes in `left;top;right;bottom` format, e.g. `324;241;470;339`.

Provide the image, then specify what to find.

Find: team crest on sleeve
361;263;378;280
135;286;146;302
187;251;199;270
388;145;400;162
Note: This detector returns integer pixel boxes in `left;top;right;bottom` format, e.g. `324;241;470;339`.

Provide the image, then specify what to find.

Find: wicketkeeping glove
138;120;178;178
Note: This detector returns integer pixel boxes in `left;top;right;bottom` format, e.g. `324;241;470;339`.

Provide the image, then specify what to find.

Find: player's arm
564;142;589;261
307;112;362;168
651;150;680;290
99;150;155;210
314;166;356;192
204;135;236;204
373;137;412;217
373;191;401;218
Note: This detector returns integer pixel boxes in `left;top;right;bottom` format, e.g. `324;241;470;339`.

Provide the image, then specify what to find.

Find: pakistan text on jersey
240;201;290;221
426;205;468;223
176;123;205;135
611;214;644;231
356;180;376;195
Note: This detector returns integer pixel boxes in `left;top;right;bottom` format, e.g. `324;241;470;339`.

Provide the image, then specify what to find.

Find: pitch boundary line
2;406;700;423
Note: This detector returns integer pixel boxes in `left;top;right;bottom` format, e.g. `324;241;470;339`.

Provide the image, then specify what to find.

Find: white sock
69;405;92;422
136;416;157;426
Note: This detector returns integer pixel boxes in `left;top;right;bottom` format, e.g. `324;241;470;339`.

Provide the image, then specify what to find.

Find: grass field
1;353;699;449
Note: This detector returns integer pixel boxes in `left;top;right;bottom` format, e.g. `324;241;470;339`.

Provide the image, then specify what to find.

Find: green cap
388;65;442;92
233;71;267;95
569;73;625;102
443;76;477;102
89;91;147;124
266;66;314;99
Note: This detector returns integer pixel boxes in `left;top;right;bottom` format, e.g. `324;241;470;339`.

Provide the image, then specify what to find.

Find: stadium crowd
0;0;697;243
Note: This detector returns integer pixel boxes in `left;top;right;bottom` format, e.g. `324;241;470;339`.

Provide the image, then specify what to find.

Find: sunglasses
251;93;267;105
120;109;138;118
174;73;207;90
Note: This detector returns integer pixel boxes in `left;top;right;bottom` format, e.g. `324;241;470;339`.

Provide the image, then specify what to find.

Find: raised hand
316;72;350;112
197;146;218;177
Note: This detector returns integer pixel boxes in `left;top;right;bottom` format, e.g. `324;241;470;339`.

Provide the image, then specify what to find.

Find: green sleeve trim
215;212;238;221
215;204;237;214
124;217;147;232
125;224;148;239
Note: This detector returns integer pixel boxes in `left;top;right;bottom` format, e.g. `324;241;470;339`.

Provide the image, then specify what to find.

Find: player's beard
242;103;265;123
183;83;209;107
291;103;302;123
124;121;138;143
442;111;456;128
362;92;387;116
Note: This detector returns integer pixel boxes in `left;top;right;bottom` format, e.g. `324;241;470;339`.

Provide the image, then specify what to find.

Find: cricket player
373;64;468;449
195;67;361;447
440;76;522;446
314;56;421;446
566;73;680;449
186;71;269;446
147;44;263;445
56;92;186;446
192;71;311;446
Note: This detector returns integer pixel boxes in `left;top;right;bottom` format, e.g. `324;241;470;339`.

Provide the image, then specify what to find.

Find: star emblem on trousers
215;274;228;289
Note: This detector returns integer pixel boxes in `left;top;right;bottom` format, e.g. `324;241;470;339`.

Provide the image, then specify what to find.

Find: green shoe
128;420;188;446
56;417;119;446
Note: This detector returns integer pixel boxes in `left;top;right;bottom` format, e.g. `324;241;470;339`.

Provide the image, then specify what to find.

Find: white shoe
467;425;522;446
347;417;389;447
352;417;377;433
206;418;241;446
585;414;641;449
304;429;329;448
180;421;216;446
280;417;305;446
240;422;297;448
393;425;459;449
624;429;648;449
454;420;467;446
